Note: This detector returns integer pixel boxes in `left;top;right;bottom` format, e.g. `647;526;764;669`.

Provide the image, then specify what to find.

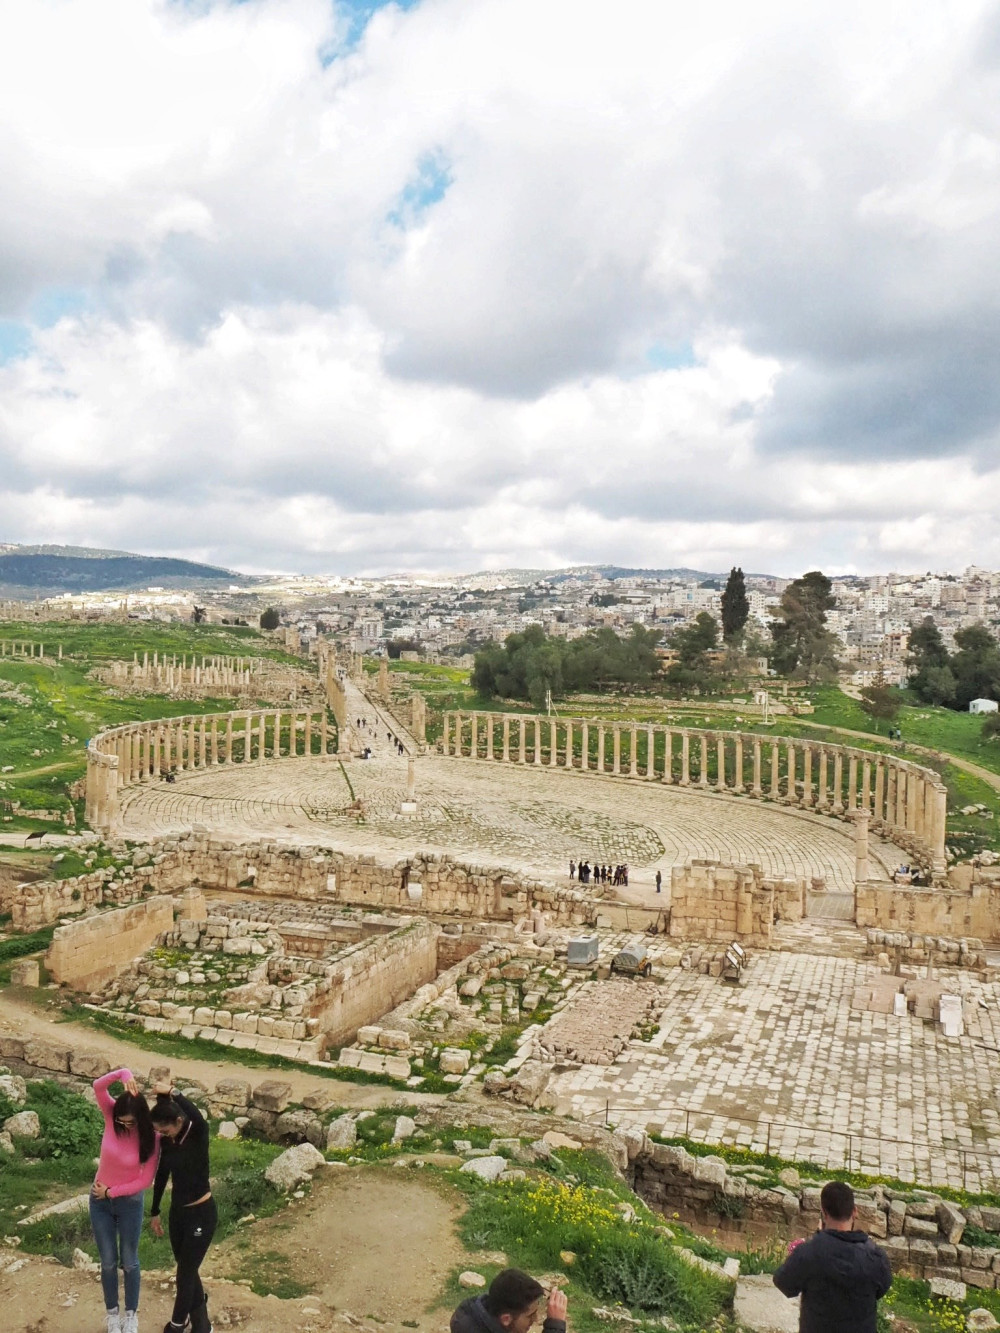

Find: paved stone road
546;930;1000;1192
118;748;896;890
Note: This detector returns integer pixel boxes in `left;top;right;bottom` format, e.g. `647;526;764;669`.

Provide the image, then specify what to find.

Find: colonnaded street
117;742;896;891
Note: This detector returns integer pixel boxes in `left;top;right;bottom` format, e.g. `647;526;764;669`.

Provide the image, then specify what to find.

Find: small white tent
969;698;999;715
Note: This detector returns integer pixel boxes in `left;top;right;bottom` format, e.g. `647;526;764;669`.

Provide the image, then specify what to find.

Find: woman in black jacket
148;1082;216;1333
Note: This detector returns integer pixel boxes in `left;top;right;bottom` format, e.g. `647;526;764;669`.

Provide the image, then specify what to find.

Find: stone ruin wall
9;834;598;931
628;1137;1000;1292
45;897;176;991
856;868;1000;941
668;860;806;947
94;652;324;706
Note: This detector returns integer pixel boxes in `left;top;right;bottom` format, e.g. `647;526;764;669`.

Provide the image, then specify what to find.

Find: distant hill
0;545;251;596
466;564;778;584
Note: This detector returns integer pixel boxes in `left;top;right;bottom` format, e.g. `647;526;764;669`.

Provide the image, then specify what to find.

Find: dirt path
791;718;1000;794
212;1168;468;1328
0;991;445;1111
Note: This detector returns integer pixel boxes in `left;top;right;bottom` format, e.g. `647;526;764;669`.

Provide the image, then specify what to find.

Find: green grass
0;619;310;819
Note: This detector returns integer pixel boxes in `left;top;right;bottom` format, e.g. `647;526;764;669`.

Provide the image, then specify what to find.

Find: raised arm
92;1068;132;1117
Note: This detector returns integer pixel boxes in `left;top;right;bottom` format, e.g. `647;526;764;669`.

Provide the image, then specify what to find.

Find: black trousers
168;1196;218;1324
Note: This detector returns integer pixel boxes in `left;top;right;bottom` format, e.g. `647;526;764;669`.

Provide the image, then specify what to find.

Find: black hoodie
451;1296;565;1333
773;1228;892;1333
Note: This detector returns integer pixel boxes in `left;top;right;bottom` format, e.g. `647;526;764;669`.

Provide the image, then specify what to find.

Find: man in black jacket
773;1181;892;1333
452;1270;567;1333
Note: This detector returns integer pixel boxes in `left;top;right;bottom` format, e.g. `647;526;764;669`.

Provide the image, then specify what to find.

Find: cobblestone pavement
118;748;896;890
546;935;1000;1192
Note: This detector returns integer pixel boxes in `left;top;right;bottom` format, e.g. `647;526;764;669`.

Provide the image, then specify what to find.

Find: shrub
29;1081;102;1158
580;1232;727;1323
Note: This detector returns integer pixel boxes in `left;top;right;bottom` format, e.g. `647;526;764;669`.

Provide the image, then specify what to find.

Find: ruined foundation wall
856;876;1000;941
45;897;175;990
10;835;597;931
315;920;439;1047
668;860;805;946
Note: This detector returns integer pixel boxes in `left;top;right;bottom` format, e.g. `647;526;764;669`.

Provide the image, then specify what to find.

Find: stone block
68;1050;111;1080
23;1038;71;1072
337;1049;362;1068
213;1078;251;1108
378;1029;411;1051
384;1055;411;1080
904;1216;940;1240
252;1080;292;1113
909;1238;939;1266
888;1199;907;1235
929;1277;967;1302
937;1200;966;1245
440;1048;471;1074
692;1156;728;1188
855;1201;887;1239
963;1269;997;1290
357;1025;382;1045
9;960;39;987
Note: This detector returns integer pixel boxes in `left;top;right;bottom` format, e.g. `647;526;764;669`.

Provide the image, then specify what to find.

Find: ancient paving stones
540;979;662;1065
118;749;896;890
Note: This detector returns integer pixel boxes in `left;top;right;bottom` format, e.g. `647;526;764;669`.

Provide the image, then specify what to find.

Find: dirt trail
0;1172;466;1333
0;991;445;1111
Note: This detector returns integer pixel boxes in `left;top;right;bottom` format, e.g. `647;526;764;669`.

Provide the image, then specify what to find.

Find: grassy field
0;620;310;825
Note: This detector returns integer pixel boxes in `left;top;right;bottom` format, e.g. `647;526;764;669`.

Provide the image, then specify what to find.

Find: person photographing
148;1081;216;1333
451;1269;568;1333
772;1180;891;1333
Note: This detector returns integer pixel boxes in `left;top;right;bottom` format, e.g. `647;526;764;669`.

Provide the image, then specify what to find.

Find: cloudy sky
1;0;999;577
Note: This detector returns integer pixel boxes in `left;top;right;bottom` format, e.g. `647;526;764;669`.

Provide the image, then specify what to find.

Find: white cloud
1;0;999;575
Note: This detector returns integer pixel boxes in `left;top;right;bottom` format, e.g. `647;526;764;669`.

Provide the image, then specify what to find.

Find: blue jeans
89;1191;144;1313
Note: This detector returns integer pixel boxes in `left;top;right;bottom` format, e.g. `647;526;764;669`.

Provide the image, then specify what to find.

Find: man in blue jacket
773;1181;892;1333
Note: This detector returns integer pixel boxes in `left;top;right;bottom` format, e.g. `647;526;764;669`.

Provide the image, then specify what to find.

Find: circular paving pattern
118;749;895;889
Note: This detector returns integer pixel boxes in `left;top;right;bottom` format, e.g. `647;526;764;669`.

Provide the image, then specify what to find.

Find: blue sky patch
320;0;422;62
645;341;696;372
0;321;33;365
386;151;453;228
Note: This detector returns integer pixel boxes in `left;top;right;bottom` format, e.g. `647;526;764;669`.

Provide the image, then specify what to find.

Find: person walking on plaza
451;1268;568;1333
149;1082;217;1333
655;870;662;893
90;1068;160;1333
772;1181;891;1333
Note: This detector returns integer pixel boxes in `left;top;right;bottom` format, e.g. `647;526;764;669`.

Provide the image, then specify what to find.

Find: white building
969;698;999;715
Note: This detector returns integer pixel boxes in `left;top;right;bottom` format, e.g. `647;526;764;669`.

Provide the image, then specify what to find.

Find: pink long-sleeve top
93;1068;159;1198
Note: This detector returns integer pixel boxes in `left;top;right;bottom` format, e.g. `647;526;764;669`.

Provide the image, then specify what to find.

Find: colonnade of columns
0;640;52;657
85;707;333;832
440;711;948;875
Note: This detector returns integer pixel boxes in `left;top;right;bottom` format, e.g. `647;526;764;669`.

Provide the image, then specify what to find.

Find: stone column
442;713;451;756
503;716;511;762
257;712;266;764
597;725;606;773
769;742;780;799
784;742;796;802
470;713;478;760
847;754;858;811
581;721;589;770
534;718;542;765
630;725;638;777
303;712;312;757
320;710;328;756
906;769;918;834
698;735;709;788
662;730;674;783
223;715;233;764
832;750;844;814
873;760;885;823
680;732;690;786
563;720;572;768
152;726;161;778
914;775;927;842
886;763;897;831
483;715;492;760
817;748;828;811
752;737;762;796
930;783;948;877
861;758;871;813
518;717;526;763
716;736;726;790
188;717;197;769
646;725;656;779
612;727;621;775
895;762;907;830
802;744;813;806
198;718;207;768
550;719;558;768
852;809;871;885
209;717;218;765
733;734;744;793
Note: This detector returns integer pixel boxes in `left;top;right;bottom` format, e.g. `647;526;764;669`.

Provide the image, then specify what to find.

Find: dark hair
150;1095;187;1129
820;1180;855;1221
484;1270;544;1318
112;1091;157;1164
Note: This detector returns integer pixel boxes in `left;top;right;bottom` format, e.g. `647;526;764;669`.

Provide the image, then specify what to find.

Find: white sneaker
122;1312;139;1333
105;1311;122;1333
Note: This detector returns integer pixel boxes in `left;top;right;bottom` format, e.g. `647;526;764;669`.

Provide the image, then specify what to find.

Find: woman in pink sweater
90;1069;160;1333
